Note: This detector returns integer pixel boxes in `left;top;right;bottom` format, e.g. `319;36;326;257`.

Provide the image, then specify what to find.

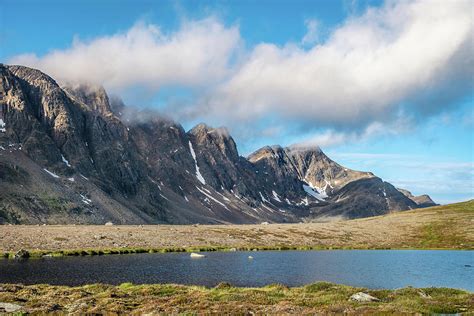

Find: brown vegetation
1;201;472;257
0;282;472;314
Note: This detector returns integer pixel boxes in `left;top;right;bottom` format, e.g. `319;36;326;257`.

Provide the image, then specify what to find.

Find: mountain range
0;64;436;224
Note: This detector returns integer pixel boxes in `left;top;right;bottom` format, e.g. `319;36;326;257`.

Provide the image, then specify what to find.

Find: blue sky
1;0;472;203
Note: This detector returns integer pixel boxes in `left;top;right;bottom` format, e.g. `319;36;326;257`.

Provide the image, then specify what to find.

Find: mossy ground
0;245;346;259
416;201;474;248
0;282;472;314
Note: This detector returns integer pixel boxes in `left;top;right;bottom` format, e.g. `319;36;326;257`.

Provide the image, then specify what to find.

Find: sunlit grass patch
0;282;472;314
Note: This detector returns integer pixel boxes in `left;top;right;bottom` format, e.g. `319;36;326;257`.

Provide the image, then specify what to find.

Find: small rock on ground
0;302;23;312
349;292;380;302
417;290;432;299
14;249;29;259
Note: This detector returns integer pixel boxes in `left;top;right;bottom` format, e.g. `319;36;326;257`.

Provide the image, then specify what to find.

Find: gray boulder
349;292;380;302
0;302;22;313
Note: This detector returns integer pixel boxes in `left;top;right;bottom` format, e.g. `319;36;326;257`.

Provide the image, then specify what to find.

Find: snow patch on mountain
272;190;282;202
61;155;71;167
383;188;389;207
259;191;269;203
160;194;170;201
324;179;333;189
43;168;60;178
188;141;206;185
80;194;92;205
0;119;5;132
303;184;327;201
297;197;309;206
196;186;228;210
261;203;275;213
216;191;231;202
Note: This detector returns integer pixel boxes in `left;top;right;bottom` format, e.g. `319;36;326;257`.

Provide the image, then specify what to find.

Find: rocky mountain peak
287;144;322;154
247;145;285;163
189;123;238;159
189;122;211;133
189;123;231;139
248;143;374;196
286;145;374;193
397;188;437;207
1;65;92;170
63;83;112;116
7;65;60;89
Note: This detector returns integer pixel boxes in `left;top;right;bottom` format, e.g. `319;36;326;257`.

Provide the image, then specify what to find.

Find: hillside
0;64;436;224
1;200;472;256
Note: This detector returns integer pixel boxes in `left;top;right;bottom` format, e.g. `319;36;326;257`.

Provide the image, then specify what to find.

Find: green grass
0;243;470;260
416;200;473;248
0;282;471;314
38;193;68;213
430;199;474;213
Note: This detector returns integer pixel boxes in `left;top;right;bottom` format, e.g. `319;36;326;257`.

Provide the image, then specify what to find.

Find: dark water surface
0;250;472;290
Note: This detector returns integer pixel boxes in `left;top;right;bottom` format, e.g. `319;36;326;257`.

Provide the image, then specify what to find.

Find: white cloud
8;0;473;147
10;18;241;90
294;130;351;148
201;0;472;128
292;115;411;148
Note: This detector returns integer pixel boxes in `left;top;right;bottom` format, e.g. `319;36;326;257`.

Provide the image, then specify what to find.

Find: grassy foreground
0;282;472;314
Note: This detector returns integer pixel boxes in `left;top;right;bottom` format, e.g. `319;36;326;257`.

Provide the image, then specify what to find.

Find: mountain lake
1;250;472;291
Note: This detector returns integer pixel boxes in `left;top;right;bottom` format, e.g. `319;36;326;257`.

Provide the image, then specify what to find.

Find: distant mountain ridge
0;64;436;224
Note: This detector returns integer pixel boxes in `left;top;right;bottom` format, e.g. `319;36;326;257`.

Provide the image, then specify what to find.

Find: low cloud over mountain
9;0;473;146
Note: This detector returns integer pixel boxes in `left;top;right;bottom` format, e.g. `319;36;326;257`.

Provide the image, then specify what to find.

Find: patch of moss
304;281;336;292
0;282;472;314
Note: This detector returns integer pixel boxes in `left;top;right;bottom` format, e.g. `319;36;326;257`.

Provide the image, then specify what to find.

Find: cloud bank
9;0;473;147
11;18;241;89
203;0;472;127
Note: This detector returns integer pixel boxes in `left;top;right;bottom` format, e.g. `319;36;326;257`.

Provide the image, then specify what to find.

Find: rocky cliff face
397;188;437;208
63;83;114;116
0;64;435;224
247;145;419;220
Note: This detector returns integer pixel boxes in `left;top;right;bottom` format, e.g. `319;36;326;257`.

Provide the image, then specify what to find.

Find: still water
0;250;472;290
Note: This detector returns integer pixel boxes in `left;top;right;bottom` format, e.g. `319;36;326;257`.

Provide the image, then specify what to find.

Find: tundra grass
0;282;471;314
1;200;472;259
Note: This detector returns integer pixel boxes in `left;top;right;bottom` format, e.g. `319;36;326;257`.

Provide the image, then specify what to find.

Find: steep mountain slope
0;64;435;224
248;145;419;220
397;188;438;208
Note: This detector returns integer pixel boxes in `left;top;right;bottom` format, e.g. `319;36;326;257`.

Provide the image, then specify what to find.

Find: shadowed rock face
247;145;418;220
0;64;435;224
310;178;419;219
248;145;374;194
397;188;438;208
